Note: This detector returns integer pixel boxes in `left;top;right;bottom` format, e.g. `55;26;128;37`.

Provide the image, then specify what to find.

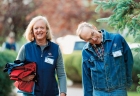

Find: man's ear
92;25;98;31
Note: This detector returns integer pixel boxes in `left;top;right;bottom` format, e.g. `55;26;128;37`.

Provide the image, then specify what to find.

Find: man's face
80;27;102;45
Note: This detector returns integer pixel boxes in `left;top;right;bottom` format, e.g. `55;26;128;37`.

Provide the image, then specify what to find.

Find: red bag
10;62;36;93
14;81;34;93
10;70;25;80
10;62;36;80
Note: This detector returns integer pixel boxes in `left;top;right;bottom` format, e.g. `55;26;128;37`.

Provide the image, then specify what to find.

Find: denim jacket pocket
111;47;124;66
88;56;105;88
88;56;98;71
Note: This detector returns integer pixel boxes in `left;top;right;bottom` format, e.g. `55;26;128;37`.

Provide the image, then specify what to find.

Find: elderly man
76;22;133;96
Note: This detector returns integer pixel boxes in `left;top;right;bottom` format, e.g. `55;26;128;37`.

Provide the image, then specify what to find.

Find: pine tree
94;0;140;38
94;0;140;93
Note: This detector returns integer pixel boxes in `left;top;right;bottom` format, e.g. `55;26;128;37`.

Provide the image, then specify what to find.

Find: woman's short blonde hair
76;22;97;39
24;16;53;41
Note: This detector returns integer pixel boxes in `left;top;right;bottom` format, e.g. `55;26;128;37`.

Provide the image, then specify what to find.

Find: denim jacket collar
84;29;112;50
101;29;112;43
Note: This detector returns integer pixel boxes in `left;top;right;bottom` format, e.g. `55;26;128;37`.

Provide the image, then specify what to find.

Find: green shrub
63;51;82;83
63;49;140;89
133;49;140;92
137;74;140;93
131;50;140;91
0;50;17;96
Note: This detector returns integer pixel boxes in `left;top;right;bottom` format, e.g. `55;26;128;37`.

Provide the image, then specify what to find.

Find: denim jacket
82;30;133;96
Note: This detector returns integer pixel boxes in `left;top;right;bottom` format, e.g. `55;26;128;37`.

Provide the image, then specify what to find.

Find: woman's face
33;19;47;41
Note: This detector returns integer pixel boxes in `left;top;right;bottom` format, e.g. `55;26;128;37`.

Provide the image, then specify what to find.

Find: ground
12;84;83;96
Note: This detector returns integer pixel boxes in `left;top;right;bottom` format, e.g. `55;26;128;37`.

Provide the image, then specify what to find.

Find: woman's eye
34;27;38;30
41;27;44;29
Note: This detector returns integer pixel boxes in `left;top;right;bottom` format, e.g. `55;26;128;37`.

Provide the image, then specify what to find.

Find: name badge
112;50;122;57
45;57;54;64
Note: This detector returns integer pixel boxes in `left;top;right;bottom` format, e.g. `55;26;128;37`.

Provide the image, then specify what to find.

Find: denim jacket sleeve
82;58;93;96
122;37;133;88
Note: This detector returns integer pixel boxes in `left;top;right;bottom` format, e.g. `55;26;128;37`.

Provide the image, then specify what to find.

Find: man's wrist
60;92;66;96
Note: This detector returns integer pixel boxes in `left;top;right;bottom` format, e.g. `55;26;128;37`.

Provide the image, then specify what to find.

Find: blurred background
0;0;140;96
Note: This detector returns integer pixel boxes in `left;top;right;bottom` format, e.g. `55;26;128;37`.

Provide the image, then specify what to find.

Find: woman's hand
21;74;35;82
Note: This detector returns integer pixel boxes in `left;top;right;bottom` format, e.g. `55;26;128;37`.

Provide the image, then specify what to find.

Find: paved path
12;85;83;96
67;86;83;96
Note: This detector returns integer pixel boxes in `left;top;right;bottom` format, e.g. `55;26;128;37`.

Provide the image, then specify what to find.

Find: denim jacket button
105;64;108;66
106;77;109;80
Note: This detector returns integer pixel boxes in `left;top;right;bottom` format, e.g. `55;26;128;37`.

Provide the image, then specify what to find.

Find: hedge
63;51;82;83
0;50;17;96
63;49;140;89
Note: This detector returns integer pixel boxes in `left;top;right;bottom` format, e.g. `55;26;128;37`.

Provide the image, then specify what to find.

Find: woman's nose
37;28;42;31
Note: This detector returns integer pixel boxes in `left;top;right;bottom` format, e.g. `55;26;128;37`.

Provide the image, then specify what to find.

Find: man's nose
91;37;96;41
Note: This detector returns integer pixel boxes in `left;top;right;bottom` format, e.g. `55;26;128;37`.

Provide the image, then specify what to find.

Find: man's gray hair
76;22;95;39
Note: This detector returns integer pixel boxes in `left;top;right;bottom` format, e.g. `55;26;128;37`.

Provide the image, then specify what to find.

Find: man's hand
60;93;66;96
21;74;35;82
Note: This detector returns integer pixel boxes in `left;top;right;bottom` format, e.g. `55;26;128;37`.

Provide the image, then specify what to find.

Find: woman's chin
36;37;44;40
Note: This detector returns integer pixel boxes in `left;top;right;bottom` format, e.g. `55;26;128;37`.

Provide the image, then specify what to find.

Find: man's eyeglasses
86;31;95;42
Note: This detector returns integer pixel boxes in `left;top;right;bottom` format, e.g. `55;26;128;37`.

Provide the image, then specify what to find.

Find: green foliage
63;51;82;83
137;74;140;93
128;91;140;96
131;49;140;91
96;17;110;22
0;50;17;96
94;0;140;38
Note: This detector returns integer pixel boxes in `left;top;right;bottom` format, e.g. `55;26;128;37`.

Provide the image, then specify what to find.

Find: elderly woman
16;16;67;96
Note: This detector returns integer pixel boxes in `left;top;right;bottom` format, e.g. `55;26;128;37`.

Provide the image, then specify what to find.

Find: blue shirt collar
32;39;51;48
